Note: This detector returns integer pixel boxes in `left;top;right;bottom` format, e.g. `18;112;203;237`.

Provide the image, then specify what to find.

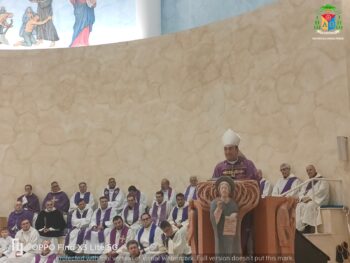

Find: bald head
161;179;170;190
306;165;317;178
280;163;291;178
190;176;198;186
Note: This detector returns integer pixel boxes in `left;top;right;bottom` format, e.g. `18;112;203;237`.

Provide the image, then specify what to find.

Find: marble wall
0;0;349;216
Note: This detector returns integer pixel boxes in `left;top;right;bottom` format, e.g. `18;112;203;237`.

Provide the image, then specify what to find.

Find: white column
136;0;161;38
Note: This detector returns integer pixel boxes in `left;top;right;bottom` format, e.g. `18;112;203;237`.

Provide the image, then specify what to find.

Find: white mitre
222;129;241;146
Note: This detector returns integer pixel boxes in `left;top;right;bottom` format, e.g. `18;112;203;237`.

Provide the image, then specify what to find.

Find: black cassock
35;209;66;237
34;0;59;41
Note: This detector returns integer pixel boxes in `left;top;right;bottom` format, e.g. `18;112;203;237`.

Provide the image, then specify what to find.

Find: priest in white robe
69;182;95;212
10;219;40;261
99;216;134;263
149;192;172;226
0;228;12;261
183;177;198;202
272;163;302;197
127;186;148;210
30;240;58;263
84;196;116;255
159;221;191;263
102;178;125;215
257;169;273;198
296;165;330;233
136;213;166;255
168;194;189;230
160;179;176;207
122;194;146;233
65;199;93;254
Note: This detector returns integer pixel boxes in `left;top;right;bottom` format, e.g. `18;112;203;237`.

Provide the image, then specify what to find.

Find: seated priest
136;213;166;257
0;228;12;260
118;240;145;263
257;169;273;198
168;194;189;230
102;178;125;215
127;186;148;210
296;165;330;233
42;181;70;213
8;200;34;238
17;184;40;214
99;216;134;263
30;239;58;263
159;220;191;263
69;182;95;212
13;219;40;260
84;196;116;255
272;163;302;197
160;179;177;207
122;194;146;233
65;199;93;255
184;176;198;202
149;192;172;226
35;200;66;252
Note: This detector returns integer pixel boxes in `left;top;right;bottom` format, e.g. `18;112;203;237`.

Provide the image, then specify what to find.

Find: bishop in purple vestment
42;181;70;213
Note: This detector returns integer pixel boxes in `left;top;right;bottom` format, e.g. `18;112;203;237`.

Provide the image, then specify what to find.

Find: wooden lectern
188;181;297;263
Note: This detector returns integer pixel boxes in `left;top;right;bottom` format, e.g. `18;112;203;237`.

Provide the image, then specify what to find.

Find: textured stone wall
0;0;349;216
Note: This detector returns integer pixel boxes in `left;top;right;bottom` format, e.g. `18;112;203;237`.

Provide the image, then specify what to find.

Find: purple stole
65;209;89;246
135;190;141;203
104;188;120;201
105;226;129;263
137;224;157;250
281;177;298;194
35;254;56;263
184;186;197;201
304;176;322;195
260;179;266;194
123;204;140;225
171;206;188;222
151;202;167;225
85;208;112;243
74;192;91;205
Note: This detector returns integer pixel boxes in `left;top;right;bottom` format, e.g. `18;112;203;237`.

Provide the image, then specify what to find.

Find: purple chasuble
42;192;70;213
8;210;34;238
18;194;40;213
212;156;259;181
35;253;56;263
281;177;298;194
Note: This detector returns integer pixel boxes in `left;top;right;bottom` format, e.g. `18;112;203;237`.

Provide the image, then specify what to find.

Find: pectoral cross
119;236;126;244
52;196;58;204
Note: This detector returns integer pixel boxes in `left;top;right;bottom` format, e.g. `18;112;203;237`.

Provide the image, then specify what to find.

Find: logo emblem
314;4;342;34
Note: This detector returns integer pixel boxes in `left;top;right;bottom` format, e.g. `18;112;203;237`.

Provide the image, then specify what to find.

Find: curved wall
0;0;349;215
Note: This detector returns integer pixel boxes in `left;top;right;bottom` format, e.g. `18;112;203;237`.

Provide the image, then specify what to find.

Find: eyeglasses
141;217;151;221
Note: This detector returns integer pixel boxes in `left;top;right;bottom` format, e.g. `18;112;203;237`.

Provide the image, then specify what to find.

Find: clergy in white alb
99;216;134;263
184;177;198;202
30;240;58;263
13;219;40;259
257;170;273;198
159;221;191;263
272;163;302;197
84;196;116;255
65;199;93;253
296;165;329;232
149;192;172;226
127;186;148;210
122;194;145;233
102;178;125;215
0;228;12;261
136;213;166;256
69;182;95;212
167;194;189;230
160;179;177;207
